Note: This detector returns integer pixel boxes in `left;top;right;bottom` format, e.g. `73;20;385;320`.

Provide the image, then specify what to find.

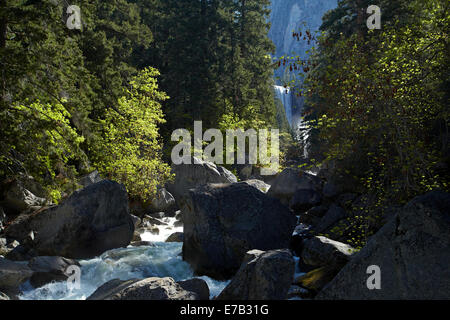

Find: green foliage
0;0;278;202
138;0;278;138
0;1;171;201
303;0;449;206
283;0;450;247
0;100;85;202
218;102;268;131
92;68;172;201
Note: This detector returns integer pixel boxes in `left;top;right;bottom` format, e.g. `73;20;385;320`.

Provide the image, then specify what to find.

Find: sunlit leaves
91;67;172;201
300;0;449;246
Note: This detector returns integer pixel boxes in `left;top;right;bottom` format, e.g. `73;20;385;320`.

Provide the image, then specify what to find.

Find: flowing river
18;217;230;300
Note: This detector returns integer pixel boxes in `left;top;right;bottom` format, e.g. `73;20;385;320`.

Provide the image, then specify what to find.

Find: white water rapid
18;218;229;300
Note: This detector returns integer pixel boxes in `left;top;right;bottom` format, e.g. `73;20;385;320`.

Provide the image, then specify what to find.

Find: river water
18;217;230;300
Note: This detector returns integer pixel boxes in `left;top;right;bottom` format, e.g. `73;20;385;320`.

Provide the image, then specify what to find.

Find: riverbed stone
177;278;209;300
166;232;184;243
301;236;355;268
267;168;322;207
5;180;134;259
78;170;103;188
0;257;34;293
87;277;197;300
183;182;296;280
317;191;450;300
149;188;176;214
28;256;80;288
1;180;47;215
217;249;295;300
166;156;237;207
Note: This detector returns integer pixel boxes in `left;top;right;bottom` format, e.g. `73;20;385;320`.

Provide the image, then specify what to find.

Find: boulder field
316;191;450;300
1;161;449;301
5;180;134;259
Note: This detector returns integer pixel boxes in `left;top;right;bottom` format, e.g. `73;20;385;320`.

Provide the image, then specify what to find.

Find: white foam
19;242;229;300
140;216;183;242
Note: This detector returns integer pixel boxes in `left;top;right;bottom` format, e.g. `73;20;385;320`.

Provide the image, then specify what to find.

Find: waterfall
274;85;293;127
269;0;338;157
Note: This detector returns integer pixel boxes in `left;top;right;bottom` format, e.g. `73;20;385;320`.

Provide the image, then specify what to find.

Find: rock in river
217;249;295;300
87;277;198;300
183;182;296;280
5;180;134;259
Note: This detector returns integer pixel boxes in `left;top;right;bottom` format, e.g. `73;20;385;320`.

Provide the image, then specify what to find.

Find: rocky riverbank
1;157;449;300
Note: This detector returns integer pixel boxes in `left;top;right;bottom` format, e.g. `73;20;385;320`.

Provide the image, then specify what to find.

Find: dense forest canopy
0;0;280;202
282;0;449;245
0;0;448;215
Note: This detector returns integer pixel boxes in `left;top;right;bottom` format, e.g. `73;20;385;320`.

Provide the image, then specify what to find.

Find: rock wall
269;0;338;130
269;0;338;80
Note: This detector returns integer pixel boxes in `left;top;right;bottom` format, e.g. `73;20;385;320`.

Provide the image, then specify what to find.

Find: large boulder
322;181;341;199
217;166;238;184
289;189;322;213
230;153;253;181
0;257;34;294
301;236;355;268
28;256;80;288
5;180;134;259
130;215;141;229
0;238;6;256
87;277;198;300
148;188;176;214
317;191;450;300
1;180;47;214
295;266;340;293
183;182;297;280
241;179;271;193
166;156;237;206
142;215;168;227
4;243;37;261
315;204;347;233
251;166;278;184
217;249;295;300
166;232;184;243
78;170;103;188
0;239;35;261
267;168;322;207
130;241;154;247
0;239;14;257
177;278;210;300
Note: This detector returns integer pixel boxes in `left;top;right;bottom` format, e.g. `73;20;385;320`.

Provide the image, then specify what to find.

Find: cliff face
269;0;338;82
269;0;337;131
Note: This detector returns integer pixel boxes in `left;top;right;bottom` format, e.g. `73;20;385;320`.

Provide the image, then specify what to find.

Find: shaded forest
0;0;283;202
0;0;448;213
